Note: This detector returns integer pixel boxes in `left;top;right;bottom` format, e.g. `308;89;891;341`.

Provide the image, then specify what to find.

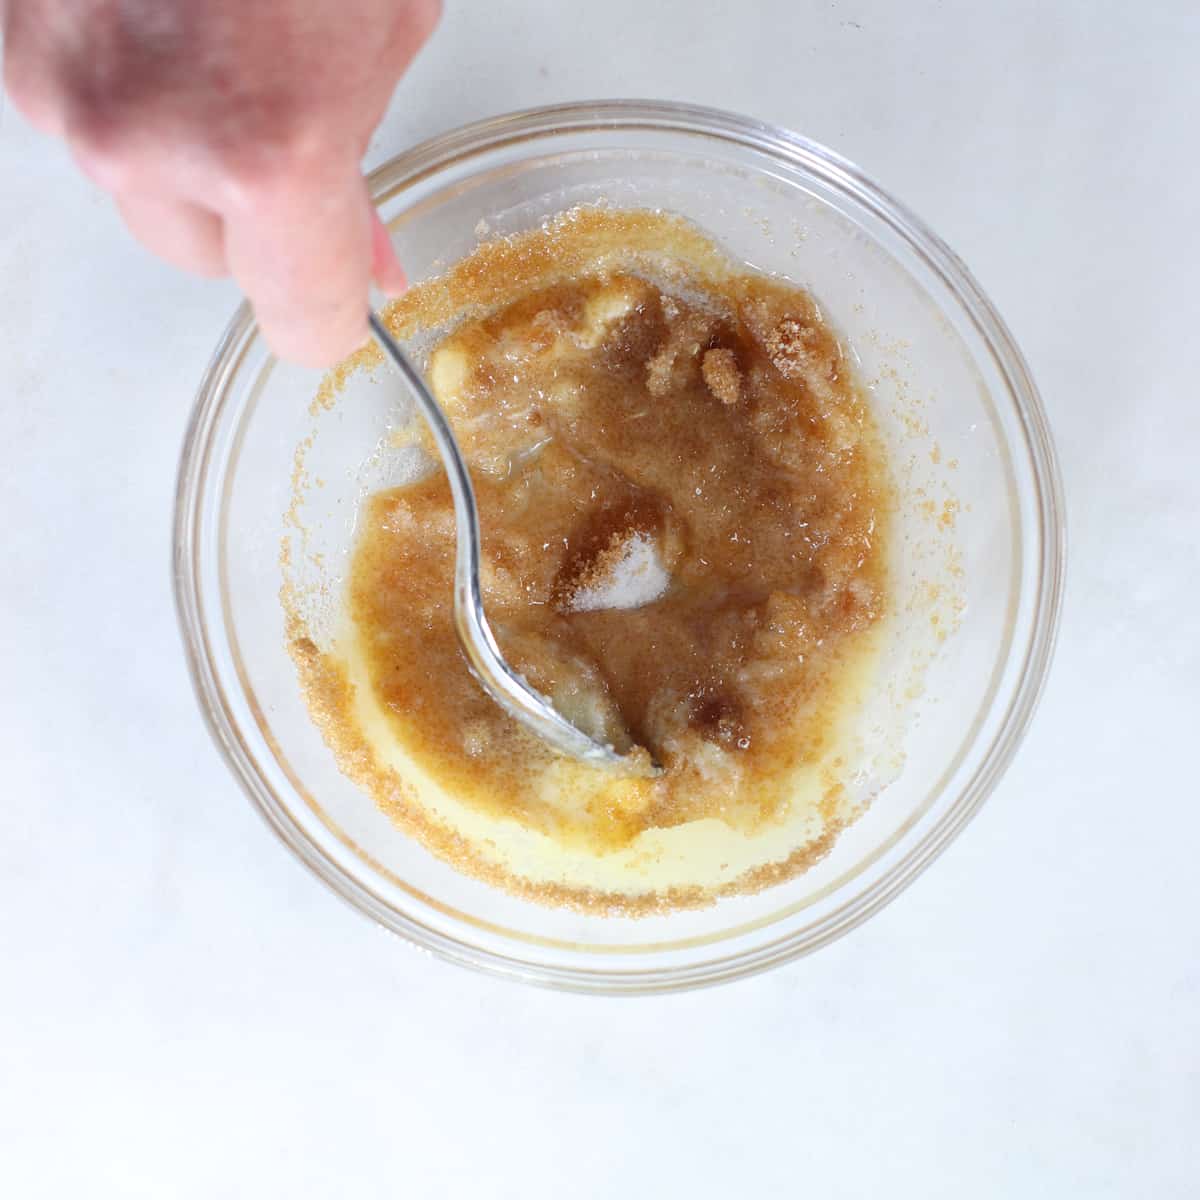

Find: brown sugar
701;346;741;405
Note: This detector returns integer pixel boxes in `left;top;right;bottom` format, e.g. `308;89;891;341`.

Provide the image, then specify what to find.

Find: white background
2;1;1198;1195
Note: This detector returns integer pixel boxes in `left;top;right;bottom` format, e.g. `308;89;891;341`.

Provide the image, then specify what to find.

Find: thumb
224;164;374;368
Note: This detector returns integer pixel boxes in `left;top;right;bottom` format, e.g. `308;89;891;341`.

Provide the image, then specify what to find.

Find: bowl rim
174;99;1066;993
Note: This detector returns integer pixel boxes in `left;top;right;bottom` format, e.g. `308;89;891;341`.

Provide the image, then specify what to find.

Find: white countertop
2;2;1198;1195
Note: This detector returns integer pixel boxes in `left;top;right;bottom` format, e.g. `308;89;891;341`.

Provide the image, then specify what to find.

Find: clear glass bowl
174;101;1065;992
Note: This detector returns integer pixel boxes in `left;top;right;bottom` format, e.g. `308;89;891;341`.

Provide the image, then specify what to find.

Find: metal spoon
369;312;641;771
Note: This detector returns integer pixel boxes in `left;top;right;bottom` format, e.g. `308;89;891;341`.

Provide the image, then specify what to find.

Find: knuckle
218;121;331;206
68;122;135;192
221;138;287;192
61;84;146;191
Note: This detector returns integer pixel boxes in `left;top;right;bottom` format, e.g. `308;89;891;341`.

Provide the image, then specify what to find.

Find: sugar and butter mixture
290;209;894;910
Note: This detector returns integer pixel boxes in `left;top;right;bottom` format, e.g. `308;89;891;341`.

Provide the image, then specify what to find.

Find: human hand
2;0;441;366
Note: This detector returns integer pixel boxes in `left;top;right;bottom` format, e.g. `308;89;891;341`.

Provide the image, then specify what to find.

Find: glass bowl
174;101;1064;993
